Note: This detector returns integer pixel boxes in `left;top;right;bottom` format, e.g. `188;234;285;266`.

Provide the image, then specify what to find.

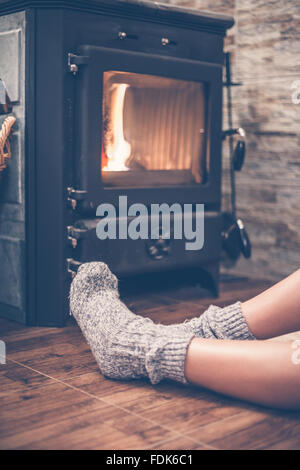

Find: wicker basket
0;115;16;173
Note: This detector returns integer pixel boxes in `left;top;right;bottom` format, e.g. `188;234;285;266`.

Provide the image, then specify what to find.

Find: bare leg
185;337;300;409
185;271;300;409
242;269;300;339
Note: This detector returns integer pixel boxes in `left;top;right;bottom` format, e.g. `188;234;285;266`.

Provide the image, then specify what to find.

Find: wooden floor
1;275;300;450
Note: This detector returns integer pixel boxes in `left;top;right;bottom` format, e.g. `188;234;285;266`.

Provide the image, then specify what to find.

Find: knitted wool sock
70;262;195;385
172;302;256;341
70;262;256;385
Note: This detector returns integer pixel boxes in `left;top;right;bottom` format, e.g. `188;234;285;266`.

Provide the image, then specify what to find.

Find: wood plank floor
1;275;300;450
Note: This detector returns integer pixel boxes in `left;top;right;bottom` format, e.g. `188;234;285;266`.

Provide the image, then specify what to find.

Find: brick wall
150;0;300;281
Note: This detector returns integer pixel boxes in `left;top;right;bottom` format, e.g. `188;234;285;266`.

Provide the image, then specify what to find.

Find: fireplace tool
222;52;251;261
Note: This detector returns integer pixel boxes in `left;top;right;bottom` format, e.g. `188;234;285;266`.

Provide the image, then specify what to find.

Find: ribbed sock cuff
145;332;195;385
219;301;256;340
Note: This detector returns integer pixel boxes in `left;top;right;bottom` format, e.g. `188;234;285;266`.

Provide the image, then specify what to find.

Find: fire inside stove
101;71;208;187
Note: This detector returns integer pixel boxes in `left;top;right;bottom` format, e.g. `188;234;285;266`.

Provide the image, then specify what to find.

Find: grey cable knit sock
70;262;256;385
173;302;256;341
70;262;195;385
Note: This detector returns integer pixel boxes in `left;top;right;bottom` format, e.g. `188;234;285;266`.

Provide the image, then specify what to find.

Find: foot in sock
70;262;195;384
70;262;255;385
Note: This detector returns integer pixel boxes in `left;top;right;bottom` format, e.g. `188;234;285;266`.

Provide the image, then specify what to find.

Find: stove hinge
67;258;82;281
67;225;88;249
67;53;89;76
67;187;87;210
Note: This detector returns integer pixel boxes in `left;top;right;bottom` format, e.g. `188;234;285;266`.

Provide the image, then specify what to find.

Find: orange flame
102;83;131;172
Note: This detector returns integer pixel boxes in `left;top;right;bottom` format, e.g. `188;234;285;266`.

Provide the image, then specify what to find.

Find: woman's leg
70;262;300;410
185;337;300;410
184;270;300;409
242;269;300;339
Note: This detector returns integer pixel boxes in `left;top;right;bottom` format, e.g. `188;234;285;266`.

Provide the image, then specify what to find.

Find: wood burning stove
0;0;233;326
70;42;224;276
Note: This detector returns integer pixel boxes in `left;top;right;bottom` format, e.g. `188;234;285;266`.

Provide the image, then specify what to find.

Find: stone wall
150;0;300;281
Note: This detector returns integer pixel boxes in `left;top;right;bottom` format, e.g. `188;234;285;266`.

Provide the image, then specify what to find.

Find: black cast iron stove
0;0;233;326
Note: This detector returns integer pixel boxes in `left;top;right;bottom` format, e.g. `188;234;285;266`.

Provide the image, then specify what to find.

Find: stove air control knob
146;237;171;260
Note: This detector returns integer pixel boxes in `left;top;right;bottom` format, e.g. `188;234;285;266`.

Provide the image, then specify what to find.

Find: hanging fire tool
222;52;251;261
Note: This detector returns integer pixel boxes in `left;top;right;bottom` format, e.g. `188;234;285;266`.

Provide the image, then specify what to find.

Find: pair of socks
70;262;255;385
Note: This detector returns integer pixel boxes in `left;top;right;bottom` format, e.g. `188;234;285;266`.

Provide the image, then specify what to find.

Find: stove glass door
101;71;208;188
